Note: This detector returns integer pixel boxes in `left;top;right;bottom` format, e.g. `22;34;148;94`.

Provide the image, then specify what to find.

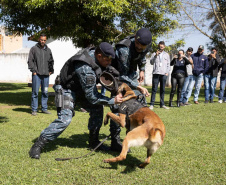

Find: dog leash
55;133;111;161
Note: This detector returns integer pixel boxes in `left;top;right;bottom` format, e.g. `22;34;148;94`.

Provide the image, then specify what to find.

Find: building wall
0;41;222;88
0;53;31;83
0;26;23;53
4;35;23;53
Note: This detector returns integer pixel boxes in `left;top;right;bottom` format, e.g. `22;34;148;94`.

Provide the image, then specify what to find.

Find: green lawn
0;83;225;184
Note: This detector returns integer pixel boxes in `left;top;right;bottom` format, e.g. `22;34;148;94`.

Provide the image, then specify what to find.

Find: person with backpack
29;42;124;159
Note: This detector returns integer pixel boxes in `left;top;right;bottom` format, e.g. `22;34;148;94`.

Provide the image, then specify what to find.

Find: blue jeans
31;74;49;112
193;73;203;101
41;87;105;141
150;74;167;106
204;75;217;101
218;77;226;100
180;75;194;103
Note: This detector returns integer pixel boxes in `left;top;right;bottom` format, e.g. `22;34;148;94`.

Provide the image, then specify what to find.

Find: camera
177;54;181;58
211;51;215;54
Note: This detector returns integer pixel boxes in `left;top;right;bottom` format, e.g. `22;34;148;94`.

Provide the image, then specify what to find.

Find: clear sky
159;28;212;55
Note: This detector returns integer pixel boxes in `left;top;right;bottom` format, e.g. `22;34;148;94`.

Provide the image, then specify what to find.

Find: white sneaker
149;105;154;110
218;100;222;103
161;105;169;109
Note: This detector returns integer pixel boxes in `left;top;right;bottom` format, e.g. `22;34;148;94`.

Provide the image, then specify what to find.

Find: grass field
0;83;225;184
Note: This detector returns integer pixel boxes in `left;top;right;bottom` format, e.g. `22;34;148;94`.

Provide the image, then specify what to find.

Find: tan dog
103;83;166;168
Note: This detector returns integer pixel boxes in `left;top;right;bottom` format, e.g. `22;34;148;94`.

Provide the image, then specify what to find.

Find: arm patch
86;75;95;85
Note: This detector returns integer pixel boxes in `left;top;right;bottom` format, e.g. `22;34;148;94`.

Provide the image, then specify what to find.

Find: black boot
169;93;174;107
110;131;123;152
89;129;110;151
29;136;49;159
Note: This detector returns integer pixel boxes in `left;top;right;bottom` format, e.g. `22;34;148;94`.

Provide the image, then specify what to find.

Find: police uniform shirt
73;49;115;105
116;38;146;89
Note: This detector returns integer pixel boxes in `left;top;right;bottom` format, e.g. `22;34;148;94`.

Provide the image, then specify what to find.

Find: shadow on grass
30;132;142;172
0;116;9;123
100;154;143;173
13;107;31;114
0;91;57;111
0;83;27;91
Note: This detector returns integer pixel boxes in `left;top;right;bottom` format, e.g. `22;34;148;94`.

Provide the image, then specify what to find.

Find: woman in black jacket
169;49;192;107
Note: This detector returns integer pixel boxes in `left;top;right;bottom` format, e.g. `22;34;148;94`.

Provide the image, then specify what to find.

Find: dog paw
138;163;146;169
103;159;110;163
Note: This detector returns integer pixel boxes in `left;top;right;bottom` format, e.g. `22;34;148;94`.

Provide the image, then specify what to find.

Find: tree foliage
180;0;226;56
0;0;180;47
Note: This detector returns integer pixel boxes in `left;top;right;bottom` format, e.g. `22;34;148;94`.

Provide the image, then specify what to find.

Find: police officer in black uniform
29;42;123;159
108;28;152;152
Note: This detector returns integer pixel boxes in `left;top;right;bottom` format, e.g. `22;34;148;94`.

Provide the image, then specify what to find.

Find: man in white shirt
149;41;170;109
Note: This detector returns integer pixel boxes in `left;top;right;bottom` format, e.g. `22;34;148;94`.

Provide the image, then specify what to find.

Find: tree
180;0;226;56
0;0;181;48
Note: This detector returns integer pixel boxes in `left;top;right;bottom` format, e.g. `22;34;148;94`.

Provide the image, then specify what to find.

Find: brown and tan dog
103;83;166;168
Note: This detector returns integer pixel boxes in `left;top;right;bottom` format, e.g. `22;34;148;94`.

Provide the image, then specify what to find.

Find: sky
161;29;212;55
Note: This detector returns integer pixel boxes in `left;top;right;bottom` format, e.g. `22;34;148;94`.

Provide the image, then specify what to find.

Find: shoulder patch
86;75;95;85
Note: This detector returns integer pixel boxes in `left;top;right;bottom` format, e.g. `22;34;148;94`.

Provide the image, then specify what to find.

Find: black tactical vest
118;98;145;115
114;35;152;72
59;47;102;90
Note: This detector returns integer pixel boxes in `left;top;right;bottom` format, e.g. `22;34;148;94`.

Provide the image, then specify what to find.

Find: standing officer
28;33;54;116
109;28;151;152
29;42;123;159
115;28;152;92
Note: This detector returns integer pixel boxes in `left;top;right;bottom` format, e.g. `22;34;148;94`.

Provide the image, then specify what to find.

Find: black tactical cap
136;28;152;45
99;42;115;59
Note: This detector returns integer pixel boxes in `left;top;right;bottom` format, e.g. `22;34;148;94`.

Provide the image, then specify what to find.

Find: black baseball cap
187;47;193;52
99;42;115;59
136;28;152;45
198;45;204;50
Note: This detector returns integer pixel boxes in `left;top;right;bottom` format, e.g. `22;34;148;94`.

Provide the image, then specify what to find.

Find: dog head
117;83;137;101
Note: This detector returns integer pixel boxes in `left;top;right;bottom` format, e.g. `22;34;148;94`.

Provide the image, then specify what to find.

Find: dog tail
150;128;165;146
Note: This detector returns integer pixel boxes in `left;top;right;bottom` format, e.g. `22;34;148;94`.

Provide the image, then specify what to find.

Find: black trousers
170;73;185;98
150;74;168;106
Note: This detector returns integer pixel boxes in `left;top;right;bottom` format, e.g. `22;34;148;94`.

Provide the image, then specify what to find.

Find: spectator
149;41;170;109
180;47;194;106
29;42;123;159
191;45;208;104
218;58;226;103
169;49;192;107
28;33;54;116
204;49;220;103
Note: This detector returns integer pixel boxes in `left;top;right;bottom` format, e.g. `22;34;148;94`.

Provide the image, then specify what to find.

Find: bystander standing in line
169;49;192;107
204;48;220;103
218;57;226;103
180;47;194;106
191;45;208;104
149;41;170;110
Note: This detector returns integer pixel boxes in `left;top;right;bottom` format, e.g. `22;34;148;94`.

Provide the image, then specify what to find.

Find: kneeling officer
29;42;123;159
